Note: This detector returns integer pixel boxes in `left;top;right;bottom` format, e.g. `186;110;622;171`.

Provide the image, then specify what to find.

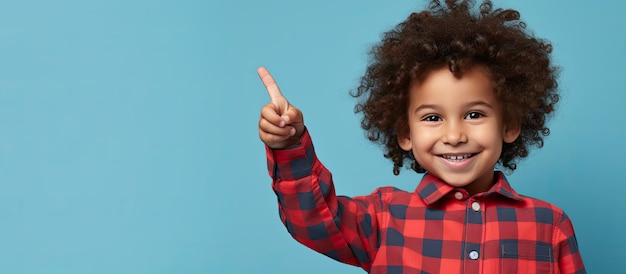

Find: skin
257;65;520;195
397;66;520;195
257;67;305;149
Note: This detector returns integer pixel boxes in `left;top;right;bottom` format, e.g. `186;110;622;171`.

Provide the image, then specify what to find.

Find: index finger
257;66;284;102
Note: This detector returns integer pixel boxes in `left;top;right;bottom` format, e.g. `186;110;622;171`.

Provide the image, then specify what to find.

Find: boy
257;1;585;273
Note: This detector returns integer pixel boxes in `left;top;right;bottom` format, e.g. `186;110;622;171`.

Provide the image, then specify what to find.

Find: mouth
439;153;476;161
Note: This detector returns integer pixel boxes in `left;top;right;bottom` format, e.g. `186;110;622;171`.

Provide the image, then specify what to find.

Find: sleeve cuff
265;128;316;180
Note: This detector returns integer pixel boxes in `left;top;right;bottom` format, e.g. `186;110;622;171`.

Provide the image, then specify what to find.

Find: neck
464;171;497;196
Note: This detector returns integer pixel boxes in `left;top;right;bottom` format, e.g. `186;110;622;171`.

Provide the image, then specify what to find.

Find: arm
267;128;379;269
257;67;379;270
553;213;586;274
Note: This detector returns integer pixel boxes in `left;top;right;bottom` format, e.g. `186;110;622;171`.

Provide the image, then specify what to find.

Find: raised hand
257;67;305;149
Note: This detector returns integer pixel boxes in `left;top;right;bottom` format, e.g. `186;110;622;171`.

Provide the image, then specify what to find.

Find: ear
397;128;413;151
502;121;521;143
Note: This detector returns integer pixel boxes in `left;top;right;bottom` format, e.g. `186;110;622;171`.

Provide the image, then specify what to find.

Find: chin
443;179;475;188
435;174;475;188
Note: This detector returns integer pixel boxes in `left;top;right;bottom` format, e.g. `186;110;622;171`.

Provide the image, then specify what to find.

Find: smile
440;154;475;161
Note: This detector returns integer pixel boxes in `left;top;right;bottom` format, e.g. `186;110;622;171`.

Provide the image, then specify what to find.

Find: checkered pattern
267;129;586;274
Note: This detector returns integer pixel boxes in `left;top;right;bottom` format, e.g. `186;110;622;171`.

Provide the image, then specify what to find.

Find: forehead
408;66;499;108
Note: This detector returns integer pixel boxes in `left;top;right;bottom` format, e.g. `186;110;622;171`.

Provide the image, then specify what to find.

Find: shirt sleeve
266;128;379;271
553;212;586;274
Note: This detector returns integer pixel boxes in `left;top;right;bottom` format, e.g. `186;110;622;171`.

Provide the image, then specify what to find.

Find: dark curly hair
352;0;559;175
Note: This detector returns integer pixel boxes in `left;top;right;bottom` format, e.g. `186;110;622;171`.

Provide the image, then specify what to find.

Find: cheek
473;127;504;150
410;128;437;150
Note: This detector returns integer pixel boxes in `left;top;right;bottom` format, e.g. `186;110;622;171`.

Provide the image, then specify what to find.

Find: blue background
0;0;624;273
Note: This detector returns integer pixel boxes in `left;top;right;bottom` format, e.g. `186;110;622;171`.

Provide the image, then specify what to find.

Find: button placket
463;201;483;271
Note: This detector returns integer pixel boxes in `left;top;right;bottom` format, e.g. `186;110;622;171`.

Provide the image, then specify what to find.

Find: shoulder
373;186;414;197
515;194;570;225
360;186;418;206
347;186;414;202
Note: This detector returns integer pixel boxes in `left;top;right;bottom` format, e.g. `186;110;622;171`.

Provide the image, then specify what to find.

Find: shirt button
454;192;463;200
469;250;479;260
471;202;481;212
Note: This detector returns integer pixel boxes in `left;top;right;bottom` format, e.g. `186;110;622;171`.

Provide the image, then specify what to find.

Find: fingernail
279;120;285;127
289;128;296;136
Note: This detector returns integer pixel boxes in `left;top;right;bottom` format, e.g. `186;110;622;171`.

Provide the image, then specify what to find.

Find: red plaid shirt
266;129;586;274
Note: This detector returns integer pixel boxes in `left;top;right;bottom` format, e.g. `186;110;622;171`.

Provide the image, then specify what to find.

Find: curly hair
352;0;559;175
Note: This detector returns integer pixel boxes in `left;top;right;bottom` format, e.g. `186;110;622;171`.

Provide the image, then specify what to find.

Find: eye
422;115;441;122
465;111;483;120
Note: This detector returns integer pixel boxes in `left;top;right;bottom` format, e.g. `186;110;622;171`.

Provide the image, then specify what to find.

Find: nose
441;120;467;145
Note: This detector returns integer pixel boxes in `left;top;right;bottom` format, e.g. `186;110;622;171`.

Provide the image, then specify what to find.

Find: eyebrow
413;101;494;113
464;100;494;109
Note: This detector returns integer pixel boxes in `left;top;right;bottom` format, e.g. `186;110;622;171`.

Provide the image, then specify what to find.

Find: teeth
443;154;472;160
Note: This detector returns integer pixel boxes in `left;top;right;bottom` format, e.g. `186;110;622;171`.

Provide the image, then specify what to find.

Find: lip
436;153;477;170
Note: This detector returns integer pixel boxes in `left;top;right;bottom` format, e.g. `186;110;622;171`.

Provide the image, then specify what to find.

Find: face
398;66;520;195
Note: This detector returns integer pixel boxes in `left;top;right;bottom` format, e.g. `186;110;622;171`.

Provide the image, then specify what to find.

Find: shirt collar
414;171;523;205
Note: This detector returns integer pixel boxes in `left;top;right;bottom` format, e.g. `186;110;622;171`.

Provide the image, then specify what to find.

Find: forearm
267;129;377;269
